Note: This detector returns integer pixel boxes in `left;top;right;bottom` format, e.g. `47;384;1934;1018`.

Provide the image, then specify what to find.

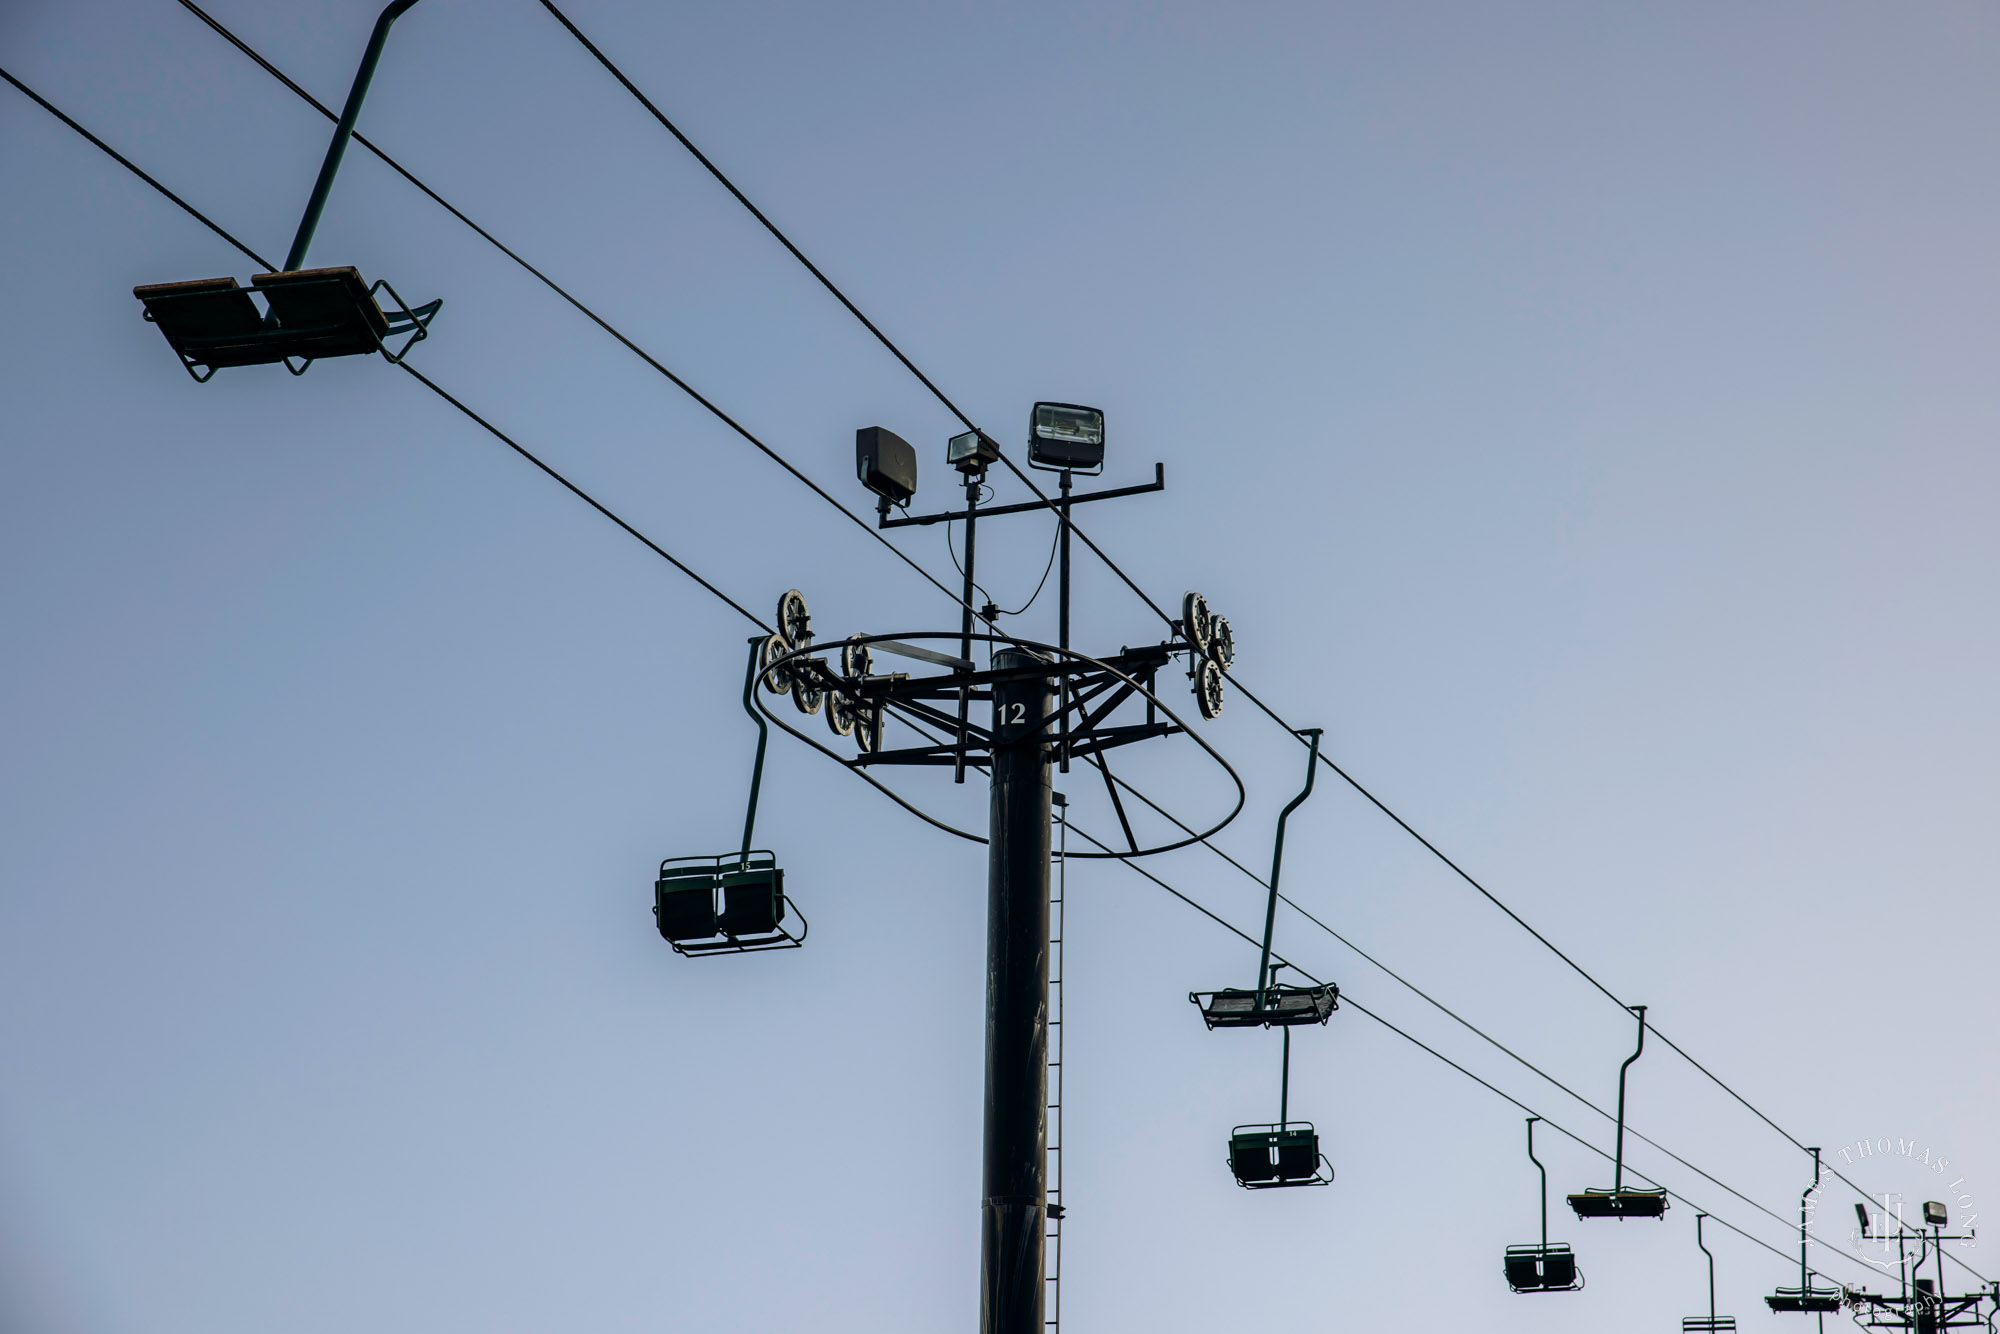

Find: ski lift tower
1845;1199;1998;1332
666;404;1252;1334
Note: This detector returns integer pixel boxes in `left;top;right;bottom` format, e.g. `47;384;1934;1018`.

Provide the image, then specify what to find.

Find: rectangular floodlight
947;428;1000;474
1027;401;1105;474
856;426;918;504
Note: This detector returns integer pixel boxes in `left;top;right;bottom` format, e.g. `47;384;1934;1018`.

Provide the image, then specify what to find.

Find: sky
2;1;1997;1331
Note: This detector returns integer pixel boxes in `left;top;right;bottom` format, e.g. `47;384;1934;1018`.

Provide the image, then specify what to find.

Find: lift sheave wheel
825;690;857;737
1207;615;1235;669
1181;591;1213;656
1765;1288;1843;1314
791;663;824;716
759;633;793;696
1194;657;1225;720
776;589;813;649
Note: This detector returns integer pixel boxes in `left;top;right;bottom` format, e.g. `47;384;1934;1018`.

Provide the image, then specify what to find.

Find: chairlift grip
1256;728;1323;1004
739;635;771;870
1612;1003;1647;1196
284;0;425;273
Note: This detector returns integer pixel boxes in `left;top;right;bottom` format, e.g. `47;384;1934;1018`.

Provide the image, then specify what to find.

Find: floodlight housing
856;426;918;505
1925;1201;1948;1227
1027;401;1105;474
947;428;1001;474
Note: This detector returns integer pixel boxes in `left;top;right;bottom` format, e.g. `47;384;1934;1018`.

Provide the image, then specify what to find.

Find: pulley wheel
853;704;879;753
1194;656;1225;720
776;589;812;648
791;657;824;716
1182;591;1213;658
826;688;857;737
1207;615;1235;669
841;634;874;680
758;633;792;696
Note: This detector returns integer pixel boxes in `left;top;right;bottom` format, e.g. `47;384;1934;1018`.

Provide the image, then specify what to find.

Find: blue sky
3;2;1996;1331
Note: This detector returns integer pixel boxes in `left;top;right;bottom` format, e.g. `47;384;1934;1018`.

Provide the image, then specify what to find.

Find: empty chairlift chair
1223;1020;1330;1190
1766;1149;1846;1314
1566;1004;1670;1221
1228;1114;1327;1190
132;1;439;381
653;635;806;956
1185;728;1337;1190
1683;1213;1738;1333
1504;1117;1584;1293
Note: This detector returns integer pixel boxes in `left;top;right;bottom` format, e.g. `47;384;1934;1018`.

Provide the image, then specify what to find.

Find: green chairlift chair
1505;1117;1584;1293
132;1;439;380
1766;1149;1846;1315
1187;728;1338;1189
1187;728;1339;1031
1683;1213;1738;1333
653;636;805;957
1566;1004;1670;1220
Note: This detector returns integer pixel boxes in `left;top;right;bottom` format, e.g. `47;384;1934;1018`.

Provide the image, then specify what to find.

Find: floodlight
1925;1201;1948;1227
947;429;1001;474
1027;402;1105;474
856;426;918;506
1855;1203;1871;1238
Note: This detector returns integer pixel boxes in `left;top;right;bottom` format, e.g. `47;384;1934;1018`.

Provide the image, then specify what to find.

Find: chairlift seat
1228;1124;1329;1189
132;277;287;376
1568;1186;1668;1219
1681;1319;1736;1332
655;862;721;941
134;267;439;381
1504;1243;1581;1293
1766;1286;1843;1313
253;266;391;358
1190;983;1338;1030
717;865;785;936
653;852;803;956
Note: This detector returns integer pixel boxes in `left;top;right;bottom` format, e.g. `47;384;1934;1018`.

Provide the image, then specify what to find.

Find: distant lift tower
1845;1199;1999;1332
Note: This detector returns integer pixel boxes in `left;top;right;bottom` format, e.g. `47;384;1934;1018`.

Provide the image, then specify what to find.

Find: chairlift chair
1229;1120;1329;1189
1188;728;1339;1029
1766;1148;1846;1314
1566;1003;1670;1220
134;269;439;381
653;635;806;957
1225;1025;1331;1190
1505;1117;1584;1293
133;1;439;381
1186;728;1339;1189
1681;1213;1739;1333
